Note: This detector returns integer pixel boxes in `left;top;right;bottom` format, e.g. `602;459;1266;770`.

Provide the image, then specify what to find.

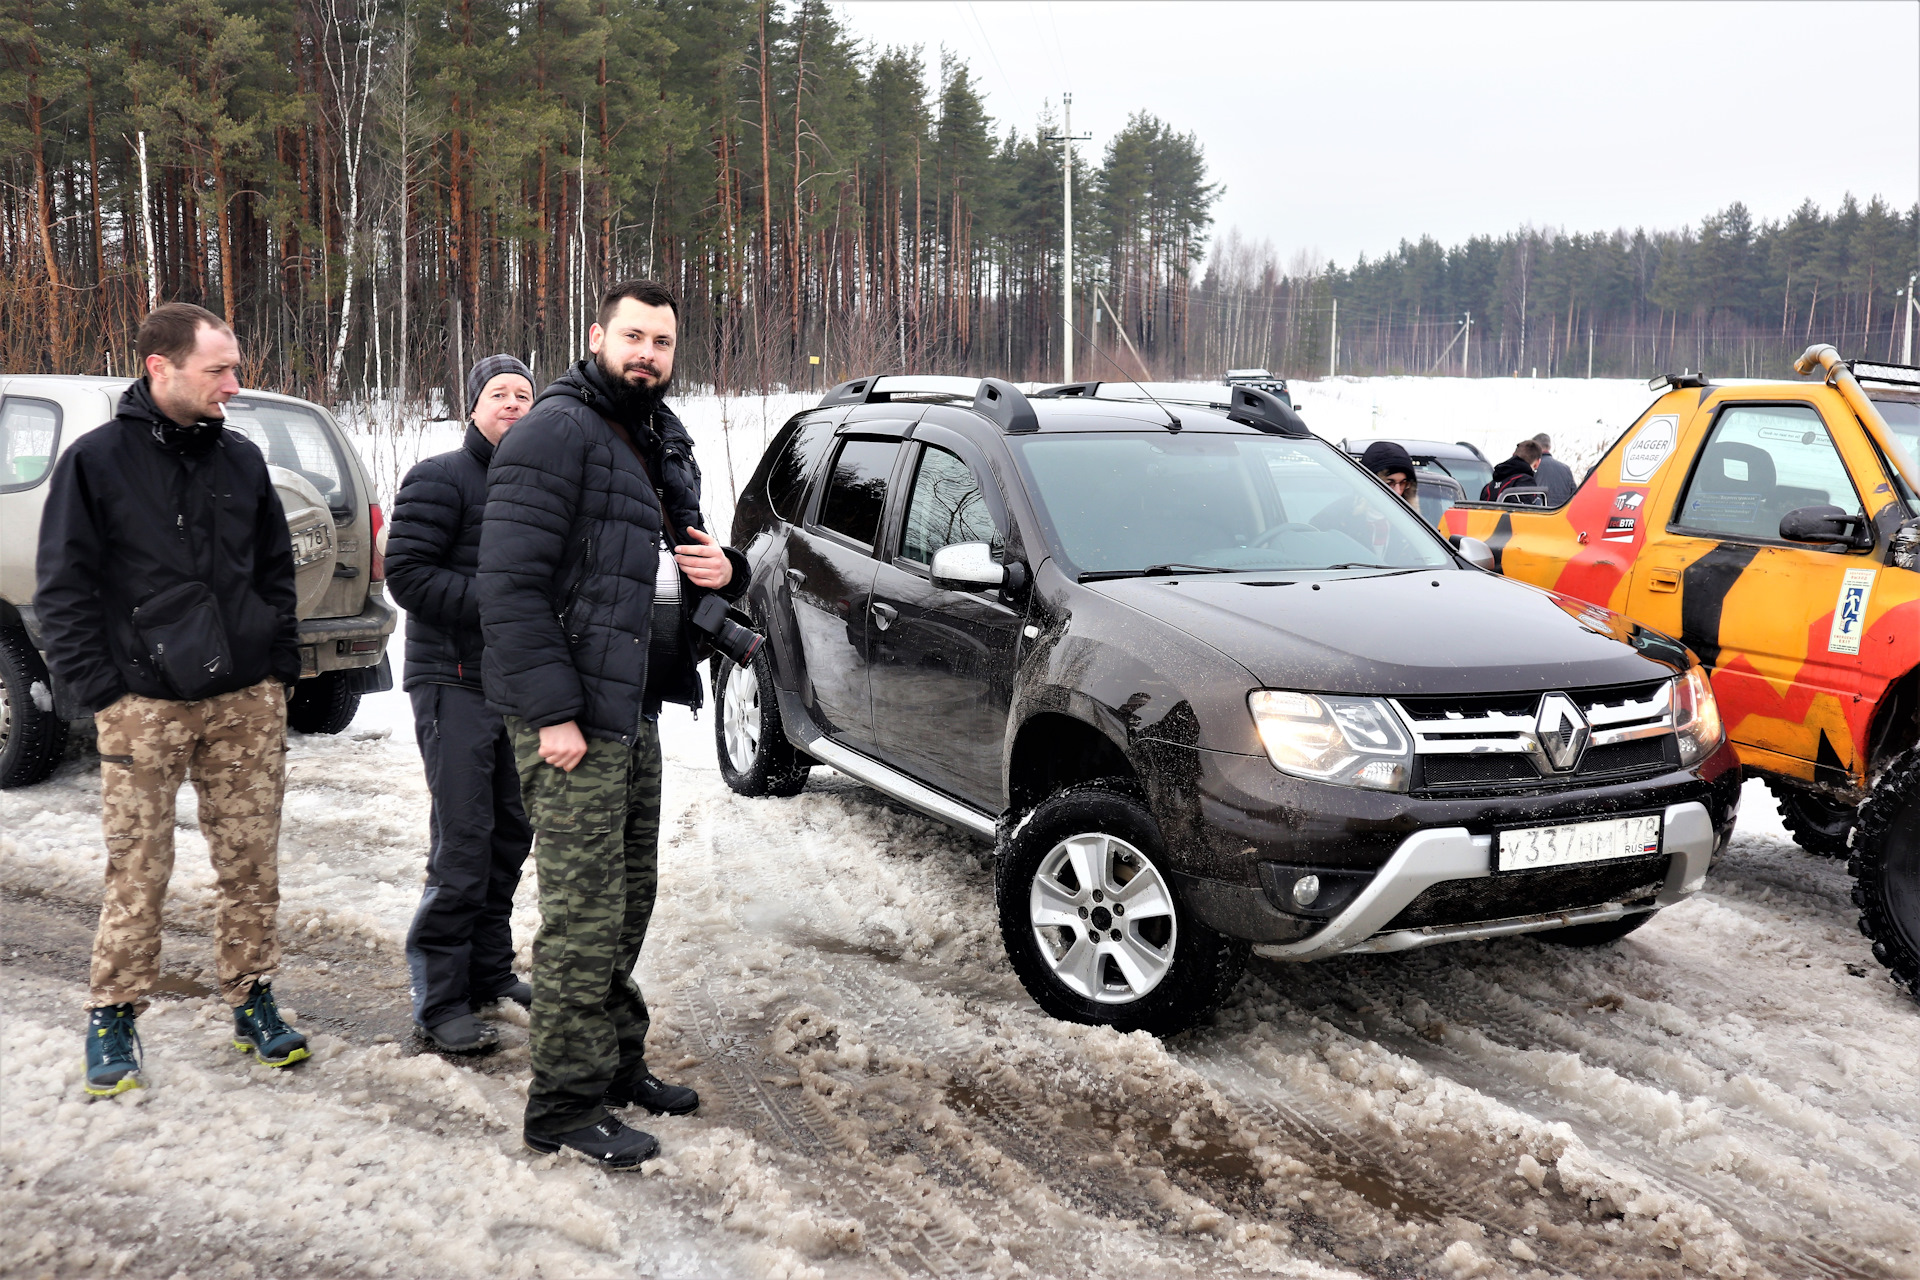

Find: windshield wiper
1078;563;1233;582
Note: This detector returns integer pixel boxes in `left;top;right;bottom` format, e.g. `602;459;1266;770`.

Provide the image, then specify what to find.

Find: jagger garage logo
1827;567;1878;655
1620;417;1678;483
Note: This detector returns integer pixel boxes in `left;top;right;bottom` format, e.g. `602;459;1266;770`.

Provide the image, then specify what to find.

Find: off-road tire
713;649;811;797
1850;747;1920;1000
1767;777;1855;858
995;779;1245;1035
0;626;67;788
1538;911;1657;947
286;671;360;735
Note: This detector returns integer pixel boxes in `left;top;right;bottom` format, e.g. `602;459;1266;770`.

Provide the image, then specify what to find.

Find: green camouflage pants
90;679;288;1010
509;717;662;1138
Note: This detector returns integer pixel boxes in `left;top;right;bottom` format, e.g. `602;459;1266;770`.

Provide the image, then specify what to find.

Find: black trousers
405;682;533;1028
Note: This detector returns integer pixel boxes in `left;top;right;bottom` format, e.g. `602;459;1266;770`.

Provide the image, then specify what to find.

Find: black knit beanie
466;354;536;413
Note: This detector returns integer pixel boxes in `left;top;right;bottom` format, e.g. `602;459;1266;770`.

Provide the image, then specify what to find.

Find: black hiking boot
84;1004;144;1098
232;982;310;1068
415;1012;501;1055
605;1068;699;1116
525;1116;659;1169
473;977;532;1011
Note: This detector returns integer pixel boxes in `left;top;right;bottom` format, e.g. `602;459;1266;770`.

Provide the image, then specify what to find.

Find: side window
899;445;1002;564
1676;405;1862;542
0;397;61;493
815;437;900;546
765;416;836;523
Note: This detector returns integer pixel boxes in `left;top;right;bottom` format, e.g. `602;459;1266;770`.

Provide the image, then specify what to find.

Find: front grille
1398;680;1676;796
1383;854;1670;931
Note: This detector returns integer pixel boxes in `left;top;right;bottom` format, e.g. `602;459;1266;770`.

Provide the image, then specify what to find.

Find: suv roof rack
1850;359;1920;389
1029;381;1101;398
817;374;1038;434
1224;385;1311;437
1648;372;1710;391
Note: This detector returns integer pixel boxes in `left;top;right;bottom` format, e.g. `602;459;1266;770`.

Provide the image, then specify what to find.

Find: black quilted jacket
477;360;746;744
386;422;494;692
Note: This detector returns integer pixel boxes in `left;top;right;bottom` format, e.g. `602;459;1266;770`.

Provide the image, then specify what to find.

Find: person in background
479;280;749;1169
385;355;540;1054
37;302;307;1097
1360;440;1418;507
1481;439;1543;501
1531;432;1577;506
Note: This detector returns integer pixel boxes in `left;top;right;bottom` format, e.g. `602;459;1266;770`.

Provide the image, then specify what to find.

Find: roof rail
1647;372;1710;391
1223;385;1310;437
1850;359;1920;389
816;374;1038;433
1030;381;1102;398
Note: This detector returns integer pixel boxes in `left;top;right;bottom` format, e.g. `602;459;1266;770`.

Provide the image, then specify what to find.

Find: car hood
1088;569;1688;697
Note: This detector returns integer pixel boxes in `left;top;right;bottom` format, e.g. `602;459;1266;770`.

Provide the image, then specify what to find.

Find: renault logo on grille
1534;693;1589;772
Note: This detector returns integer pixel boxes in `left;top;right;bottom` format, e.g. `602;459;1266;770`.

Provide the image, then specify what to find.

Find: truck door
1627;400;1876;779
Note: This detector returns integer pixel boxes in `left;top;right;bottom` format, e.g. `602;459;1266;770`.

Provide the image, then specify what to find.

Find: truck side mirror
1779;505;1873;550
930;541;1005;590
1449;535;1496;570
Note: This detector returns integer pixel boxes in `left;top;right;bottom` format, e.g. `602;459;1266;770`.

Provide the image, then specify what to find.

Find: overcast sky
836;0;1920;270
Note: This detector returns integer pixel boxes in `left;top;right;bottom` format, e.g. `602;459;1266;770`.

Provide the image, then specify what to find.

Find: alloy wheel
722;660;761;774
1028;832;1178;1003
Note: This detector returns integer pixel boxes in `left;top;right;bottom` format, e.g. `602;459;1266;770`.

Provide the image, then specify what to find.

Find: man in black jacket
37;302;308;1097
479;281;747;1169
386;354;538;1054
1481;440;1543;501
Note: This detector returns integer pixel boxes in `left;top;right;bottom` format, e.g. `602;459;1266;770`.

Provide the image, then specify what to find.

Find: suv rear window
766;416;836;522
816;438;900;546
222;397;355;518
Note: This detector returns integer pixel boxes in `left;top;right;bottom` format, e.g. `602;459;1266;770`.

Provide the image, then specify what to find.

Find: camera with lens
690;593;764;667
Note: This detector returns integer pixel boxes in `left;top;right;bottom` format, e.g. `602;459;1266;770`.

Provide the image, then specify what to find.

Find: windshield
1872;396;1920;517
222;397;355;518
1012;432;1455;575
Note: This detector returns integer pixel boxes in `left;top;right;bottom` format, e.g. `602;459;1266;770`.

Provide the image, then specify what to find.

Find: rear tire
1766;777;1855;858
1850;748;1920;1001
996;779;1244;1035
0;626;67;788
286;671;360;735
1539;911;1656;947
714;649;811;797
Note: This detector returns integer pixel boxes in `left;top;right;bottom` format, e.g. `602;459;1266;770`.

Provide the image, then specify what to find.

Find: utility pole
1044;96;1091;381
1329;296;1338;378
1905;275;1917;366
1462;311;1471;377
1588;325;1595;379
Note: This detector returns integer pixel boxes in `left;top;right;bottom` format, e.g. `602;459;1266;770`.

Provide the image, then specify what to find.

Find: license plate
1497;814;1661;872
291;523;332;568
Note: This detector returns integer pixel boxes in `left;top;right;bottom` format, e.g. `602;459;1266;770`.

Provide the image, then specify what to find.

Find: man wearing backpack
37;302;308;1097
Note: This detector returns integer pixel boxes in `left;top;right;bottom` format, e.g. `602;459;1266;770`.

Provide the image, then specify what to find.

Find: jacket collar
462;421;496;466
544;357;690;453
119;378;227;457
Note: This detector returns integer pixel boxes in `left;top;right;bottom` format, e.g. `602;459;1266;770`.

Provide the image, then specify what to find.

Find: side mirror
1449;534;1496;570
930;541;1005;590
1779;504;1872;550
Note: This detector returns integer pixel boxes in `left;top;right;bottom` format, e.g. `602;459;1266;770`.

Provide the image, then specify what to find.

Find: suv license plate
292;524;331;567
1497;814;1661;873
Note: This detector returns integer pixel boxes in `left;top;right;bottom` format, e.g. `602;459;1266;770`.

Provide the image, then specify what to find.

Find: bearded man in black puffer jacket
479;280;748;1169
386;354;539;1055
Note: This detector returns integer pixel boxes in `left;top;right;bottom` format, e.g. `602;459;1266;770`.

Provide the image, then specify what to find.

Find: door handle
785;567;805;586
1648;567;1680;593
870;602;897;630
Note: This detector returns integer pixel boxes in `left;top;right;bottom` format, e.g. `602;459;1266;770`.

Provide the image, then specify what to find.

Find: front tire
287;671;361;735
996;779;1245;1035
0;626;67;788
1851;748;1920;1000
1767;778;1855;858
714;649;811;797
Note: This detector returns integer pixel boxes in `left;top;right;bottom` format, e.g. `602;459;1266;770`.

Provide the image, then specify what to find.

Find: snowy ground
6;379;1917;1279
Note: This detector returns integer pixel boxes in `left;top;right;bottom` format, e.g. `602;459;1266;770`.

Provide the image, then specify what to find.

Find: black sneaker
473;978;532;1011
525;1117;659;1169
84;1004;143;1098
415;1013;501;1055
232;982;310;1068
605;1068;699;1116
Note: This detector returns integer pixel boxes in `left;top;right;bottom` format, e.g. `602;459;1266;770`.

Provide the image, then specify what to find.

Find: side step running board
798;733;999;842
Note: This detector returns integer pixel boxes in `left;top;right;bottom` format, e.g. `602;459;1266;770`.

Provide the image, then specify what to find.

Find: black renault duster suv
715;375;1742;1033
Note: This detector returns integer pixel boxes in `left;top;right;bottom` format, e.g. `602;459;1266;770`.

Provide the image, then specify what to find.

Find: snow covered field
6;378;1917;1279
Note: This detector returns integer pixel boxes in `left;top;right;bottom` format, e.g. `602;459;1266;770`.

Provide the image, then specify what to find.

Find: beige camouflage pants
90;679;288;1010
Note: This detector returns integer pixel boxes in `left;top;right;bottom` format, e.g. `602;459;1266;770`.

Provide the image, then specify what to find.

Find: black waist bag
132;581;232;701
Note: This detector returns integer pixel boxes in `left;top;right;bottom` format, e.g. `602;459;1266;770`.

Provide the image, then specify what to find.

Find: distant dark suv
716;375;1742;1033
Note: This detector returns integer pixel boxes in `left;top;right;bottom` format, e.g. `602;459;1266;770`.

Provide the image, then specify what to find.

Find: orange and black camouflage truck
1444;345;1920;999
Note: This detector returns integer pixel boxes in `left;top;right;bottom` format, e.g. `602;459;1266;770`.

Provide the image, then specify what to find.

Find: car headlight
1248;690;1412;791
1671;666;1724;766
